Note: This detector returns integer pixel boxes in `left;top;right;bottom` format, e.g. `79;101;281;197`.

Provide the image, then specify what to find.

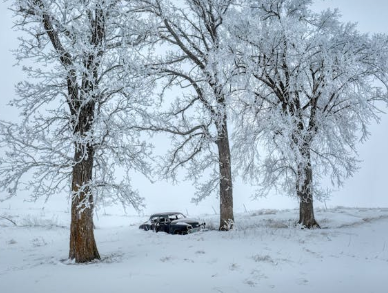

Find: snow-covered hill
1;206;387;293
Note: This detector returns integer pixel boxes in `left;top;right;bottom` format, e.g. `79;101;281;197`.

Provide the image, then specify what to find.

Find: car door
149;215;159;231
157;215;171;233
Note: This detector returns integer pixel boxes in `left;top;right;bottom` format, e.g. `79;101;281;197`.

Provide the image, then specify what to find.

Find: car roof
150;212;184;217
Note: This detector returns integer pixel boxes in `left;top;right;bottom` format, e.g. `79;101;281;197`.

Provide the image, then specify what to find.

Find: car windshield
168;213;185;221
150;216;158;223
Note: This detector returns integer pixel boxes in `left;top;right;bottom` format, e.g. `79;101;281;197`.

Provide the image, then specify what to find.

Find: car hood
171;218;199;225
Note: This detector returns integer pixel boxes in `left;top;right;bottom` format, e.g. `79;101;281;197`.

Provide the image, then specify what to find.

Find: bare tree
134;0;236;230
230;0;388;227
0;0;151;262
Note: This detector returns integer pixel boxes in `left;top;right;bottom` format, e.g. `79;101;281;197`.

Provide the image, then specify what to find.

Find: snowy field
1;205;388;293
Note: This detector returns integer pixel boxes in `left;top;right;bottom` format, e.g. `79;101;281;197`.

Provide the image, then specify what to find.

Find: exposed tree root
299;219;321;229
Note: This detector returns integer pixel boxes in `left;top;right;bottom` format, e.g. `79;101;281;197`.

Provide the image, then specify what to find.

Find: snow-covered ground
1;205;387;293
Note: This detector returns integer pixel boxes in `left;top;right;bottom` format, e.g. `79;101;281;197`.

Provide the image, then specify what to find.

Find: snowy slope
1;207;387;293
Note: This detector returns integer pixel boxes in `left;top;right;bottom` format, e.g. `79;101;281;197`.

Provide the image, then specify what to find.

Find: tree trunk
68;98;100;262
217;120;234;231
299;196;320;229
69;143;100;262
297;148;320;229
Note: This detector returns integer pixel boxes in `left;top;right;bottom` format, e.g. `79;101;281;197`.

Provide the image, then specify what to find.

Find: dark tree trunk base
69;205;101;263
299;199;320;229
69;144;100;263
219;222;234;231
219;204;234;231
298;218;321;229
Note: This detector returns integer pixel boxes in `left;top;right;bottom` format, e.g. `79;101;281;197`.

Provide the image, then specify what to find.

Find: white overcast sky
0;0;387;214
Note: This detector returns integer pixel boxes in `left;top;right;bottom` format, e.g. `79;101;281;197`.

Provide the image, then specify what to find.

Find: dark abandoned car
139;212;205;234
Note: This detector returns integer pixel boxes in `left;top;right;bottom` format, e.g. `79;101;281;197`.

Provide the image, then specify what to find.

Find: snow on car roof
150;212;184;217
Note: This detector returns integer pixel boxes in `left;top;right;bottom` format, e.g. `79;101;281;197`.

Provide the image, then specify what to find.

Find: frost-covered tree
0;0;151;262
230;0;388;227
133;0;236;230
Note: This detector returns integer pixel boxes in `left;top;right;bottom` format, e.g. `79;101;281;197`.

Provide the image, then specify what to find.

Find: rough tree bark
297;146;320;228
69;144;100;262
68;94;100;261
217;118;234;230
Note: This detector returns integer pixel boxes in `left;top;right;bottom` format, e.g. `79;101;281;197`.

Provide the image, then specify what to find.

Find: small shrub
252;254;276;264
7;239;17;245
